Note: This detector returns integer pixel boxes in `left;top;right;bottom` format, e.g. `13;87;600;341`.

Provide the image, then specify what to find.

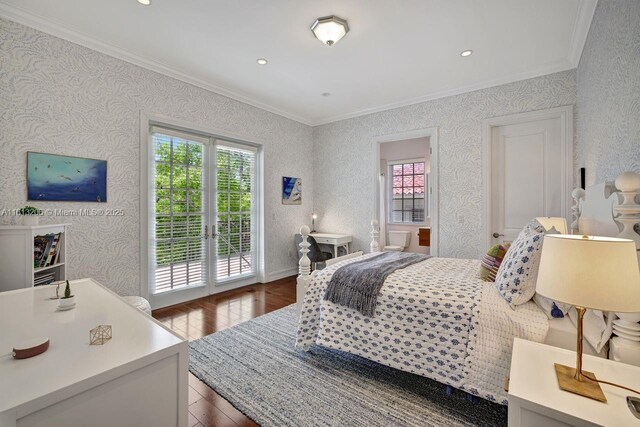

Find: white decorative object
22;215;39;226
296;225;312;319
613;171;640;251
369;219;380;253
122;296;152;315
610;312;640;366
570;187;585;234
57;295;76;311
0;278;188;426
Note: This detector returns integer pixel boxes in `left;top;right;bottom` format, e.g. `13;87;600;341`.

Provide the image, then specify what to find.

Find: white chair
383;230;411;252
122;296;151;315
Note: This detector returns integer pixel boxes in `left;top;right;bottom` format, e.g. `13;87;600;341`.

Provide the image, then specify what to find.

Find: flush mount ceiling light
460;49;473;57
311;15;349;46
137;0;151;5
256;58;268;65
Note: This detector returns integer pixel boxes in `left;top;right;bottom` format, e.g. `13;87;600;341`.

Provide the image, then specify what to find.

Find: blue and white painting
282;176;301;205
27;152;107;202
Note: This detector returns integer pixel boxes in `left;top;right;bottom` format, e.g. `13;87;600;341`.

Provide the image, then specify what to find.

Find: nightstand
508;338;640;427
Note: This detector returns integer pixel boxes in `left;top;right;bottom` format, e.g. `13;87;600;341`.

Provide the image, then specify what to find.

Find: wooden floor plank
153;276;297;427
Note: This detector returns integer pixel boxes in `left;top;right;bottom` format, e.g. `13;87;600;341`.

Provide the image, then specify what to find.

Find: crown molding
568;0;598;67
0;3;314;126
312;58;576;126
1;1;596;128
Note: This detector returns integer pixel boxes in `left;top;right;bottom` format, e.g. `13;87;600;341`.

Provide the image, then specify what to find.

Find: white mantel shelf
0;278;188;427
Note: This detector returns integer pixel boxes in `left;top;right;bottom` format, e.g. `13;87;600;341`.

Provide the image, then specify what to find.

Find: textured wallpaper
313;71;577;259
576;0;640;185
0;18;313;296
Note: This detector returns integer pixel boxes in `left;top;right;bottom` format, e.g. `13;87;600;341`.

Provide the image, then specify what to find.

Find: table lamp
311;213;317;233
536;234;640;402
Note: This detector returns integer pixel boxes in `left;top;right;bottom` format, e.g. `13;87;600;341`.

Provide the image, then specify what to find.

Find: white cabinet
0;224;69;292
508;338;640;427
0;278;188;427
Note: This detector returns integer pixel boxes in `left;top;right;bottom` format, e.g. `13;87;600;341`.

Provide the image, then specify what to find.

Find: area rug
189;305;507;427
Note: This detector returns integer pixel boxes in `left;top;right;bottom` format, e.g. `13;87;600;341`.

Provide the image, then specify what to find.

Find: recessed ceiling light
460;50;473;57
321;92;331;97
311;16;349;46
137;0;151;5
256;58;268;65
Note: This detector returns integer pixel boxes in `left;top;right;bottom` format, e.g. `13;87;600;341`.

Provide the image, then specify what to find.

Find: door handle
492;232;504;238
204;225;209;239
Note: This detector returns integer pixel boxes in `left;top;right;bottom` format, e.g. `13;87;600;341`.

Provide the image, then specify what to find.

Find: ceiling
0;0;597;126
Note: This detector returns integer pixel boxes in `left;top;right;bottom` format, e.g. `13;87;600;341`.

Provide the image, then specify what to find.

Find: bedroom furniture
418;227;430;246
308;231;351;258
0;223;70;292
609;311;640;367
0;278;188;427
295;233;333;270
383;230;410;251
536;234;640;401
613;172;640;249
508;338;640;427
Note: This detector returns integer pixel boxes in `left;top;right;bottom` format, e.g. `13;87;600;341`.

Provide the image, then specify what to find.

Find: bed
295;172;638;405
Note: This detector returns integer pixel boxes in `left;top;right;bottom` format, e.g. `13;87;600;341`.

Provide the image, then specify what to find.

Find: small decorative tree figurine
57;280;76;310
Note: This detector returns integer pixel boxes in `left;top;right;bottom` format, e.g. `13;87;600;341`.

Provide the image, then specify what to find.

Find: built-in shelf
34;262;66;273
0;223;70;292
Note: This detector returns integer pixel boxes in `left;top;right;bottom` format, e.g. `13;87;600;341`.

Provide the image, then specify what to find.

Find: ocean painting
282;176;301;205
27;152;107;202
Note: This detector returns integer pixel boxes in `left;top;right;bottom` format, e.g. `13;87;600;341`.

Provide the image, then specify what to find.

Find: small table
310;232;352;258
508;338;640;427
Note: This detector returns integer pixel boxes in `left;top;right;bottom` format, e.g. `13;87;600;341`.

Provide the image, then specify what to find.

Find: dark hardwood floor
152;276;297;427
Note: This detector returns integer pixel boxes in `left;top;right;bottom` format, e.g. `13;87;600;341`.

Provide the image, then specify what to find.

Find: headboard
573;171;640;262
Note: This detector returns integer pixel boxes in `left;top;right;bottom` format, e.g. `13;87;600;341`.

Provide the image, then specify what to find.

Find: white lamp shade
536;235;640;312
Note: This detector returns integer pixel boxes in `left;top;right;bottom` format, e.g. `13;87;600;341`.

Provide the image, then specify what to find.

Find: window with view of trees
150;127;258;296
389;160;426;224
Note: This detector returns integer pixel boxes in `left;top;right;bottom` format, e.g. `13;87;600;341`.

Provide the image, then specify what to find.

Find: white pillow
567;308;613;352
533;293;572;319
495;229;545;308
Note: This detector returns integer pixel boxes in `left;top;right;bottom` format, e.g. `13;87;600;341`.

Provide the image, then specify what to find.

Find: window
389;160;427;224
148;126;259;296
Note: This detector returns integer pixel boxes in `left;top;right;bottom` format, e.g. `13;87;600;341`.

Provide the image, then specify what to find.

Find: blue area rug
189;305;507;427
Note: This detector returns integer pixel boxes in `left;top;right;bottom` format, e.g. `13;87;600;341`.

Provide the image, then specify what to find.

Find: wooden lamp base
554;363;607;403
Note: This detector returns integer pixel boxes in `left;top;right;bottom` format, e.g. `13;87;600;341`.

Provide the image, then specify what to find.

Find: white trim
0;3;312;126
267;267;298;282
372;128;439;256
313;60;575;126
481;105;574;250
139;112;266;306
567;0;598;66
0;3;594;127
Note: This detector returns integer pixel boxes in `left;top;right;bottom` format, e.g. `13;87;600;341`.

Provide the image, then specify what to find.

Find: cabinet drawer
314;237;332;244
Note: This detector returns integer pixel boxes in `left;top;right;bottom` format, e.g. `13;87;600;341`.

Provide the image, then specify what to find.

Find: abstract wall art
27;152;107;202
282;176;301;205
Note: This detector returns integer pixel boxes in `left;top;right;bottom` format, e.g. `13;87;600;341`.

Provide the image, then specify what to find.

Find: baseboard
266;267;297;282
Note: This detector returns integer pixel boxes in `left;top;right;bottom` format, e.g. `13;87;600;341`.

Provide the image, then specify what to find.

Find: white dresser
0;278;188;427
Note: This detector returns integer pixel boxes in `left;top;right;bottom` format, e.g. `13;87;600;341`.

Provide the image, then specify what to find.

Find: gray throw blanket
324;252;429;316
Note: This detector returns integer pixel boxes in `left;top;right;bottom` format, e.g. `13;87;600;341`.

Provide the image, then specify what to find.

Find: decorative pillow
533;293;572;319
521;218;546;236
495;230;545;308
480;243;511;282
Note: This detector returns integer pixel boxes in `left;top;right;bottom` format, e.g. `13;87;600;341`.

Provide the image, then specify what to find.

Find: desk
508;338;640;427
0;279;188;427
310;232;352;258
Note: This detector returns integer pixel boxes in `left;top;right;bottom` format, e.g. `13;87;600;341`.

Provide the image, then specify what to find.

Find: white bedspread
296;254;549;404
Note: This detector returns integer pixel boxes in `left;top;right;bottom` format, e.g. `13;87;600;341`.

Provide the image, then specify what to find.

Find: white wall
379;137;430;254
313;70;577;259
0;18;313;296
576;0;640;185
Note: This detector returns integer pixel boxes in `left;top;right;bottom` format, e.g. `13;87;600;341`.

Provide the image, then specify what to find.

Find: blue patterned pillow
495;229;545;308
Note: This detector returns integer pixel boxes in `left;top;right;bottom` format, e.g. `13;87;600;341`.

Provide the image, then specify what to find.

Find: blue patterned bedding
296;253;549;404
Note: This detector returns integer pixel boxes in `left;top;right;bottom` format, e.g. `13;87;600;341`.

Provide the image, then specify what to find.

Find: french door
149;126;258;301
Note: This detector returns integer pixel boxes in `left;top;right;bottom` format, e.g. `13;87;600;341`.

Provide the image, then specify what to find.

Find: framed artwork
27;152;107;202
282;176;301;205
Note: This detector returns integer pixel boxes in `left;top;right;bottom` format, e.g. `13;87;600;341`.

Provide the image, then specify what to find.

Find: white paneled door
490;117;565;244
